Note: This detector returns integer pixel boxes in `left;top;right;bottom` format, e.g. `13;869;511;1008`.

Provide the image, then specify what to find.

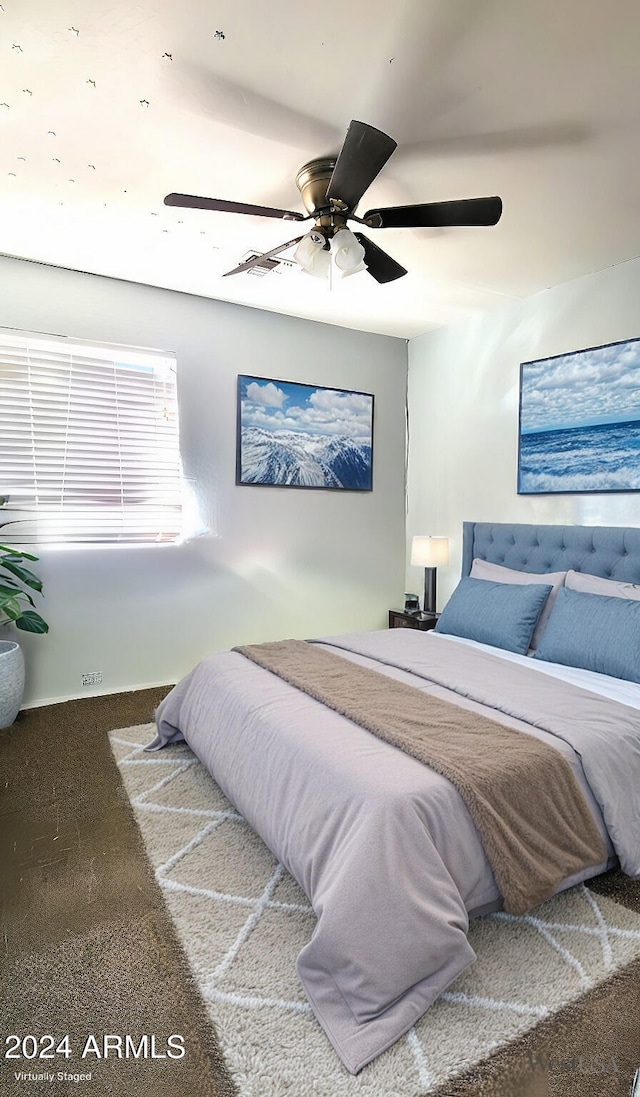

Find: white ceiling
1;0;639;339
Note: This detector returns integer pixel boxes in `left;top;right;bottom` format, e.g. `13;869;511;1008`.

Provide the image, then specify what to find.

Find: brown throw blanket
234;638;607;915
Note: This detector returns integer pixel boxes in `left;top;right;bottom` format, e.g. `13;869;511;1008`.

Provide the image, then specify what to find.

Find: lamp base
423;567;437;615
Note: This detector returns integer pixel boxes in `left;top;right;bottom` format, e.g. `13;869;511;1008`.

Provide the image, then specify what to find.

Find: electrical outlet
82;671;103;686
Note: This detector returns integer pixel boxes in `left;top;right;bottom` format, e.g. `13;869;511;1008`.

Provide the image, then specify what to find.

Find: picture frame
236;375;374;491
517;336;640;494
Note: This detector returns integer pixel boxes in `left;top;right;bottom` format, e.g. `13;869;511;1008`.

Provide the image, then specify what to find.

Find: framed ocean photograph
517;337;640;494
236;375;374;490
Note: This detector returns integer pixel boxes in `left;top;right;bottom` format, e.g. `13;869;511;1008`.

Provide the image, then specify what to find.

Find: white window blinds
0;329;181;544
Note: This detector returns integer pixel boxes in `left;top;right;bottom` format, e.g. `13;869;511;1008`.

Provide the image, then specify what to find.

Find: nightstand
388;610;439;631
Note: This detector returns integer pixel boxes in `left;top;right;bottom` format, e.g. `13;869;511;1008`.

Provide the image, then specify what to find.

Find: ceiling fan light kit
294;226;366;281
164;119;503;285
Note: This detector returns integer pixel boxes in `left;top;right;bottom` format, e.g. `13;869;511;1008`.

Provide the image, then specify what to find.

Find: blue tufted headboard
462;521;640;583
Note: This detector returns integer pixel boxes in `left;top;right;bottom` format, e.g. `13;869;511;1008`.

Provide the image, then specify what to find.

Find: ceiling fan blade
222;235;306;277
164;193;308;221
326;121;397;211
354;234;407;284
364;196;502;229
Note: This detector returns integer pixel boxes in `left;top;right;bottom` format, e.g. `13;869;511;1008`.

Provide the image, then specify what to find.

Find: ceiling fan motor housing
295;157;347;230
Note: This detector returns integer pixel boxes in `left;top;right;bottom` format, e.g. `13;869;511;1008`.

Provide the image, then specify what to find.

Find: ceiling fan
164;120;502;283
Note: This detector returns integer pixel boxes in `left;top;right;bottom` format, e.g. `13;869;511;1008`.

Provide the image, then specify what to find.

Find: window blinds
0;330;182;544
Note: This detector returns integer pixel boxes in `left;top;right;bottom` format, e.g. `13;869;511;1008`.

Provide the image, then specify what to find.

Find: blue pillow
533;586;640;683
434;576;553;655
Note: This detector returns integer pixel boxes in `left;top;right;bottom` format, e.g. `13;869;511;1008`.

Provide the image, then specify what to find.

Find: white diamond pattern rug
110;725;640;1096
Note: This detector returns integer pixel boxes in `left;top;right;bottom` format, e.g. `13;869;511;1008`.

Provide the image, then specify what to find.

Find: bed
148;521;640;1074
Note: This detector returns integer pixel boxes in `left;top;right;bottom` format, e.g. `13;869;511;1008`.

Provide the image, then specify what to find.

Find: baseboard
22;680;175;710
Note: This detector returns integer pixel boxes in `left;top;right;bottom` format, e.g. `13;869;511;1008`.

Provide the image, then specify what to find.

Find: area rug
110;724;640;1096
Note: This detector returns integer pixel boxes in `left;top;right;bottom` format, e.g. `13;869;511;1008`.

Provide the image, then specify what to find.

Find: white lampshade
330;227;366;277
293;230;331;278
411;535;449;568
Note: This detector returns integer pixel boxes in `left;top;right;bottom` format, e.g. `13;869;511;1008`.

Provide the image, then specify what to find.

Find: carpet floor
1;690;639;1097
0;689;236;1097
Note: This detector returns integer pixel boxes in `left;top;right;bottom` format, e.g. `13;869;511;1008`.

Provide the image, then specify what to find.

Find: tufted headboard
462;521;640;583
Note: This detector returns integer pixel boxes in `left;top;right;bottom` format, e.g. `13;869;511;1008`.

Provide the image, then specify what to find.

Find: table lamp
410;535;450;615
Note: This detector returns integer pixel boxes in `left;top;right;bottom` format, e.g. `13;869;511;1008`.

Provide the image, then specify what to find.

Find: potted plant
1;511;48;727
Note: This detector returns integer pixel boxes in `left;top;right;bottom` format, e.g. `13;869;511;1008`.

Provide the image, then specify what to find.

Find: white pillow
469;558;567;649
565;569;640;600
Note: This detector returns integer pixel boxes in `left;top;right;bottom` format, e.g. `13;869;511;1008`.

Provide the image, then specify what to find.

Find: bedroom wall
406;255;640;608
0;255;408;706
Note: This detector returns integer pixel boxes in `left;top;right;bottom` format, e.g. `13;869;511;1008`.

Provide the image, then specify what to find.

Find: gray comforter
149;630;639;1074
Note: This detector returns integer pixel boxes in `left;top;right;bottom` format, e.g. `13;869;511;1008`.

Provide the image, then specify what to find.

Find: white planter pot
0;640;25;728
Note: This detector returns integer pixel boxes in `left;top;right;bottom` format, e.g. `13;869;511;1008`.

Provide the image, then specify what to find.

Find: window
0;329;181;545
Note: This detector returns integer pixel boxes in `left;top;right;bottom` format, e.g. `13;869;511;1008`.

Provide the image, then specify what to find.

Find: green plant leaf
0;597;22;620
15;610;49;634
0;558;43;591
0;539;39;562
0;588;23;608
0;579;26;594
0;584;35;607
1;555;32;571
0;529;47;633
1;553;37;564
1;548;30;563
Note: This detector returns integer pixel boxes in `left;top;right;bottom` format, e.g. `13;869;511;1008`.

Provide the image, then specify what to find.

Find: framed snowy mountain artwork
518;336;640;494
236;375;374;491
